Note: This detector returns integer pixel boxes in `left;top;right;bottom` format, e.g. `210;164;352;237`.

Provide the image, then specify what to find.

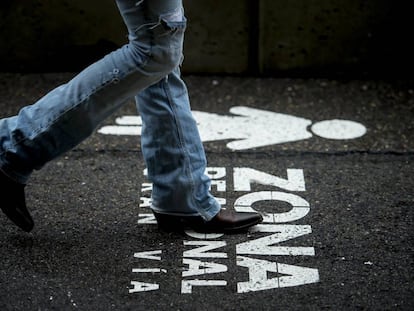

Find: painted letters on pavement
129;167;319;294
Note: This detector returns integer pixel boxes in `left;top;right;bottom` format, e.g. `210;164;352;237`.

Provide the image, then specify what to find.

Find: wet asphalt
0;73;413;310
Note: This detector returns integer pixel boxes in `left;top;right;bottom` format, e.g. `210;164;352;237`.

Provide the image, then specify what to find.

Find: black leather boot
153;209;263;233
0;170;34;232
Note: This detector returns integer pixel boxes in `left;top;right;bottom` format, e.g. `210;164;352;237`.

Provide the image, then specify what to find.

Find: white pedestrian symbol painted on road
98;106;367;150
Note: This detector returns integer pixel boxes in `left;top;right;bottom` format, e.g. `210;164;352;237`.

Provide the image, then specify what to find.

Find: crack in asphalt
70;148;414;158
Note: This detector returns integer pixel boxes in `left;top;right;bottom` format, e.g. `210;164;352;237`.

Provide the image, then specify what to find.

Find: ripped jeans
0;0;220;221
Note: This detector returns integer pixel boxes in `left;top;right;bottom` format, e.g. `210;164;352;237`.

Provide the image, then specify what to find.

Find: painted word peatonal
129;167;319;294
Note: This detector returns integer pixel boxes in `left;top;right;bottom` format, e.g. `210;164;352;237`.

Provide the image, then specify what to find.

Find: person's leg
0;0;262;233
0;0;185;185
136;68;220;221
0;0;187;231
137;70;262;233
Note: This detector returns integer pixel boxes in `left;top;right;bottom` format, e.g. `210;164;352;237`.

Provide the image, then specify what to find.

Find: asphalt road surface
0;73;413;310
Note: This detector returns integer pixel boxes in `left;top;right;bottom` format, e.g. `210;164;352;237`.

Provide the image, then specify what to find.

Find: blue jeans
0;0;220;221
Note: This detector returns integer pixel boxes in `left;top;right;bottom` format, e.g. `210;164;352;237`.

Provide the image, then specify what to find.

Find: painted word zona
130;167;319;294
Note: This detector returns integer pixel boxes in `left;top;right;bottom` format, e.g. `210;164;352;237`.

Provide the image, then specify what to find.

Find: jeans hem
151;199;221;221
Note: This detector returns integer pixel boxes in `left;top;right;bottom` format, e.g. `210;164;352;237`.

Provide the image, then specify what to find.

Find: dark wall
0;0;412;77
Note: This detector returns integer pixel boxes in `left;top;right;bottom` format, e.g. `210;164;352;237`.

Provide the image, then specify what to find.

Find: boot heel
152;211;184;232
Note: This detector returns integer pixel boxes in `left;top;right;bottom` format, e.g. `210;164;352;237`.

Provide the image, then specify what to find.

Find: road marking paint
99;106;366;150
183;241;228;259
233;168;305;192
182;259;228;277
181;280;227;294
129;166;319;294
132;268;167;273
236;225;315;256
134;250;162;261
311;119;367;140
237;256;319;293
129;282;159;293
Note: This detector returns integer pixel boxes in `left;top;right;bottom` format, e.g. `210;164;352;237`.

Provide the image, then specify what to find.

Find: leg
0;0;185;184
136;68;220;221
0;0;262;233
0;0;187;231
137;73;263;232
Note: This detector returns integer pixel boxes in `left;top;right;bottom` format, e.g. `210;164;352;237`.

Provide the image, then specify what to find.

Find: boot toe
0;171;34;232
